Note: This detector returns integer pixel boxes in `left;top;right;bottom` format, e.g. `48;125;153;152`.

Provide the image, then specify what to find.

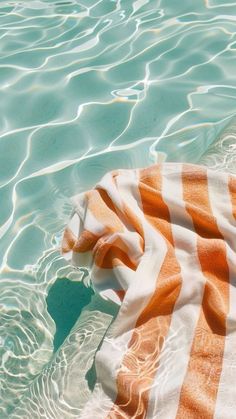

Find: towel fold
62;163;236;419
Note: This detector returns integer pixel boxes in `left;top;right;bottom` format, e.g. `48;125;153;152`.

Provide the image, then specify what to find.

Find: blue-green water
1;0;236;417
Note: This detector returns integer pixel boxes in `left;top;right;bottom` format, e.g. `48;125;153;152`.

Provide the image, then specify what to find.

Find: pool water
1;0;236;417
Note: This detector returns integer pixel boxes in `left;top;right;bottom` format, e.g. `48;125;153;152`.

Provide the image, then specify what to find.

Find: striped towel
62;163;236;419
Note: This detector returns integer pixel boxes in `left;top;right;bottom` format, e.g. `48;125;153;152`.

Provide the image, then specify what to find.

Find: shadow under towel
62;163;236;419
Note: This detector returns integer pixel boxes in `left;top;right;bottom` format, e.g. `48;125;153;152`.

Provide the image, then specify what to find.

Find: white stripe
147;163;206;419
206;171;236;419
71;208;105;269
93;264;140;292
80;168;168;418
97;170;142;234
96;172;124;211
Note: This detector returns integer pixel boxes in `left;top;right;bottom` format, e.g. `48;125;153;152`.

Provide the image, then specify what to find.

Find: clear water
1;0;236;417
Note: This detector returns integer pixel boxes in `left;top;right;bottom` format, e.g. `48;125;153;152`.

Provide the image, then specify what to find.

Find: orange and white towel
62;163;236;419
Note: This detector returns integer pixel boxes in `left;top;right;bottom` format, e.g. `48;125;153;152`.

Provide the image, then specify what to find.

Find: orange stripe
61;227;76;253
176;165;229;419
62;226;100;254
107;165;182;418
228;175;236;220
86;189;124;234
74;230;100;253
115;290;126;301
95;187;119;218
94;240;138;270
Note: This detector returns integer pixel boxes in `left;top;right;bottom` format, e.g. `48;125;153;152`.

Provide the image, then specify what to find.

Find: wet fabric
62;163;236;419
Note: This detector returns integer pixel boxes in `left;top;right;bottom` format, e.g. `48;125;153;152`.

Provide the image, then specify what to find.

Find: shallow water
1;0;236;417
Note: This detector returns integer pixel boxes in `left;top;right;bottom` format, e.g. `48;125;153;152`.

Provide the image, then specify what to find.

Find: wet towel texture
62;163;236;419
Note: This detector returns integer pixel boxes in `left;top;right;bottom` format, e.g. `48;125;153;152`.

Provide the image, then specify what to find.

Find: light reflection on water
1;0;236;417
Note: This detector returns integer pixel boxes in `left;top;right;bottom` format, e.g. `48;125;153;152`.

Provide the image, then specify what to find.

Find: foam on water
1;0;236;417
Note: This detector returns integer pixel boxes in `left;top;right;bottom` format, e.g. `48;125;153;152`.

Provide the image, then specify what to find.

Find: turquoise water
1;0;236;417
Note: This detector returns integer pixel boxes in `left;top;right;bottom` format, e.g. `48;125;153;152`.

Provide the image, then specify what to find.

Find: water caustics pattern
1;0;236;417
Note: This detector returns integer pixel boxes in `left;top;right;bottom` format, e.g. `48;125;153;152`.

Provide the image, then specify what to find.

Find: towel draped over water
62;163;236;419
